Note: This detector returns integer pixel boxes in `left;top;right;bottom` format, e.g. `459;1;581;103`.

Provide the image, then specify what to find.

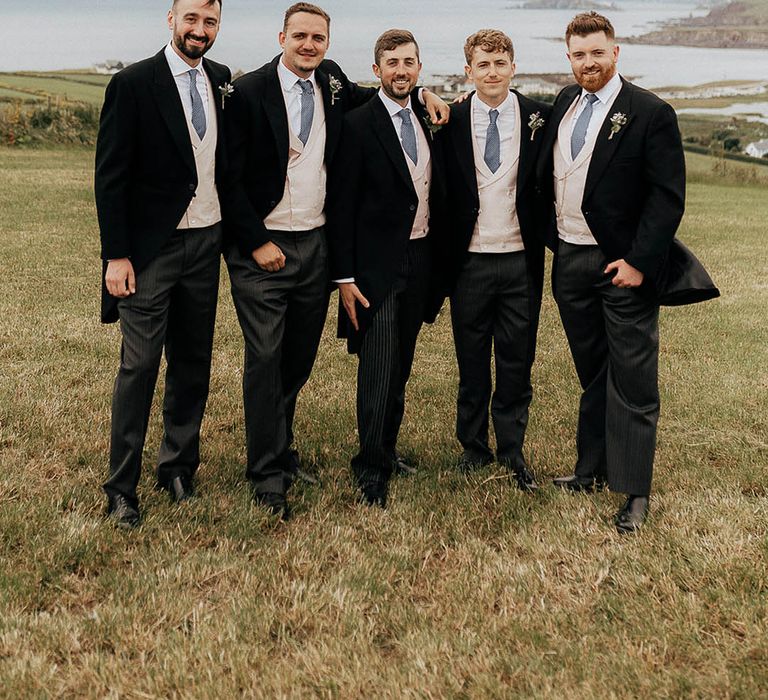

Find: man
536;12;686;532
441;30;550;490
95;0;230;528
326;29;447;508
223;5;448;518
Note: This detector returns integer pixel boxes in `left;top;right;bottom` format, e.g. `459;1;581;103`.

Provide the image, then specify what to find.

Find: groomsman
95;0;230;527
441;30;550;488
536;12;686;532
223;4;448;518
327;29;447;507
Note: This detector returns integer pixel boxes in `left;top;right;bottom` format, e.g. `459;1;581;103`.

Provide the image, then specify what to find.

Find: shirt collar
580;72;622;105
378;88;413;118
471;90;513;116
277;57;317;93
164;42;205;78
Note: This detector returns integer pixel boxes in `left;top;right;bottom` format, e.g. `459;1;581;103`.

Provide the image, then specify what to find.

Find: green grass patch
0;147;766;696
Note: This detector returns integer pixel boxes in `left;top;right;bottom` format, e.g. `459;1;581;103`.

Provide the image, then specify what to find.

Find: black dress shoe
456;452;493;474
254;491;290;520
553;474;607;493
159;475;195;503
501;460;538;492
614;495;649;534
359;481;387;508
106;495;140;529
287;449;320;485
392;455;417;477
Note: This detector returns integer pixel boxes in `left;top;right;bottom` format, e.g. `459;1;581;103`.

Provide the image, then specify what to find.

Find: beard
174;32;212;60
382;76;415;101
575;63;616;92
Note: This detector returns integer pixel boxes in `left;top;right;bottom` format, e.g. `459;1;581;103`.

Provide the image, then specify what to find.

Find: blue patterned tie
398;108;418;166
298;79;314;145
484;108;501;173
571;93;599;160
188;69;206;140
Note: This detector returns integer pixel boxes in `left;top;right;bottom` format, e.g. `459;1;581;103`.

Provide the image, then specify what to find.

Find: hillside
624;0;768;49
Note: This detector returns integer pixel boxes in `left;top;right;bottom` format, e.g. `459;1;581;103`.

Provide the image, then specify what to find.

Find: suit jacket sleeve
221;82;272;254
326;118;362;280
624;102;686;279
95;72;139;260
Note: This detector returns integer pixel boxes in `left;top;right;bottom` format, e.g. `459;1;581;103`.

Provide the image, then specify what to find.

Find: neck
382;89;409;108
476;91;507;110
171;42;202;68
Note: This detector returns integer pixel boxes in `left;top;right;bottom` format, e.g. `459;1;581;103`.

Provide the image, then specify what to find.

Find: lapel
264;55;290;176
315;64;340;163
150;49;195;174
515;90;539;192
370;96;415;193
584;78;635;201
538;84;580;179
202;59;224;132
451;97;478;195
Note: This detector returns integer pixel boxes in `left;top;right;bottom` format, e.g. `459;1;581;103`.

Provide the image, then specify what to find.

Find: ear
510;62;517;79
167;10;174;31
613;45;620;60
278;31;286;50
372;63;381;80
464;64;472;81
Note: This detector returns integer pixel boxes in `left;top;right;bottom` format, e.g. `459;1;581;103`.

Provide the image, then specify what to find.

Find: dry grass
0;148;766;698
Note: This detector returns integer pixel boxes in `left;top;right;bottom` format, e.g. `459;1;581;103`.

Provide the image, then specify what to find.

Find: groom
536;12;686;533
95;0;230;527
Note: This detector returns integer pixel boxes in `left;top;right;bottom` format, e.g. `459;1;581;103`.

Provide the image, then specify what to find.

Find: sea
6;0;768;89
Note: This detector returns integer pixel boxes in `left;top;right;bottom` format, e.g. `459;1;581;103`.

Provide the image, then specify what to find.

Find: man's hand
252;241;286;272
105;258;136;298
604;259;644;288
338;282;370;331
452;91;471;105
423;89;450;126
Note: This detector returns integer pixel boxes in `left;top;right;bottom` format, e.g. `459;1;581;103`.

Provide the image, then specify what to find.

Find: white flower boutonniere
609;112;628;140
329;75;343;106
528;111;545;141
218;82;234;109
422;114;442;138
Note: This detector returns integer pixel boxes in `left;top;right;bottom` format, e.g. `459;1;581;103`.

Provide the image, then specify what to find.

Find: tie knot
398;108;412;124
298;79;314;95
488;108;499;124
585;93;599;105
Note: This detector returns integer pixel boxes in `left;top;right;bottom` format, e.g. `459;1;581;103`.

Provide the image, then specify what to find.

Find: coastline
621;0;768;49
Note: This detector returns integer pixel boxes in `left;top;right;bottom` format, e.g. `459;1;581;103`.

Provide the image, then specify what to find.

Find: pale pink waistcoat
407;117;432;240
178;72;221;229
469;93;524;253
264;87;327;231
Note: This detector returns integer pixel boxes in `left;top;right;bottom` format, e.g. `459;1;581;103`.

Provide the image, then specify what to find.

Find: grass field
0;148;766;698
0;72;109;106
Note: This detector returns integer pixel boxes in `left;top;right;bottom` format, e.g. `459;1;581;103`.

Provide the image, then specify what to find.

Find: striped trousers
352;238;431;487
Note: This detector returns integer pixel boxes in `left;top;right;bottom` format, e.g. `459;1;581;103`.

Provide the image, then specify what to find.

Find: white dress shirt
569;72;622;145
164;42;210;126
472;91;516;166
277;59;320;138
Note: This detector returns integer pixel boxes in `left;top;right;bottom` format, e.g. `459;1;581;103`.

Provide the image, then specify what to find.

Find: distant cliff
520;0;617;9
623;1;768;49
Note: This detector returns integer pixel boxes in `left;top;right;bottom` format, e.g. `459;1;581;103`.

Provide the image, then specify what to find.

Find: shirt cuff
333;278;355;284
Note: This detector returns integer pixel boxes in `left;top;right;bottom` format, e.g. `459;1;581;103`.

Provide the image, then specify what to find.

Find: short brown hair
566;12;615;44
283;2;330;32
173;0;221;7
374;29;419;65
463;29;514;65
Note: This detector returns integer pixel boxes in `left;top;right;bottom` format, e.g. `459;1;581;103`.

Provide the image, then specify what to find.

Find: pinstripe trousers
554;241;659;496
104;224;222;505
352;238;431;487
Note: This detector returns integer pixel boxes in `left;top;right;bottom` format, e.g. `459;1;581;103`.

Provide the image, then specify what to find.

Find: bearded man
95;0;230;528
535;12;686;533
